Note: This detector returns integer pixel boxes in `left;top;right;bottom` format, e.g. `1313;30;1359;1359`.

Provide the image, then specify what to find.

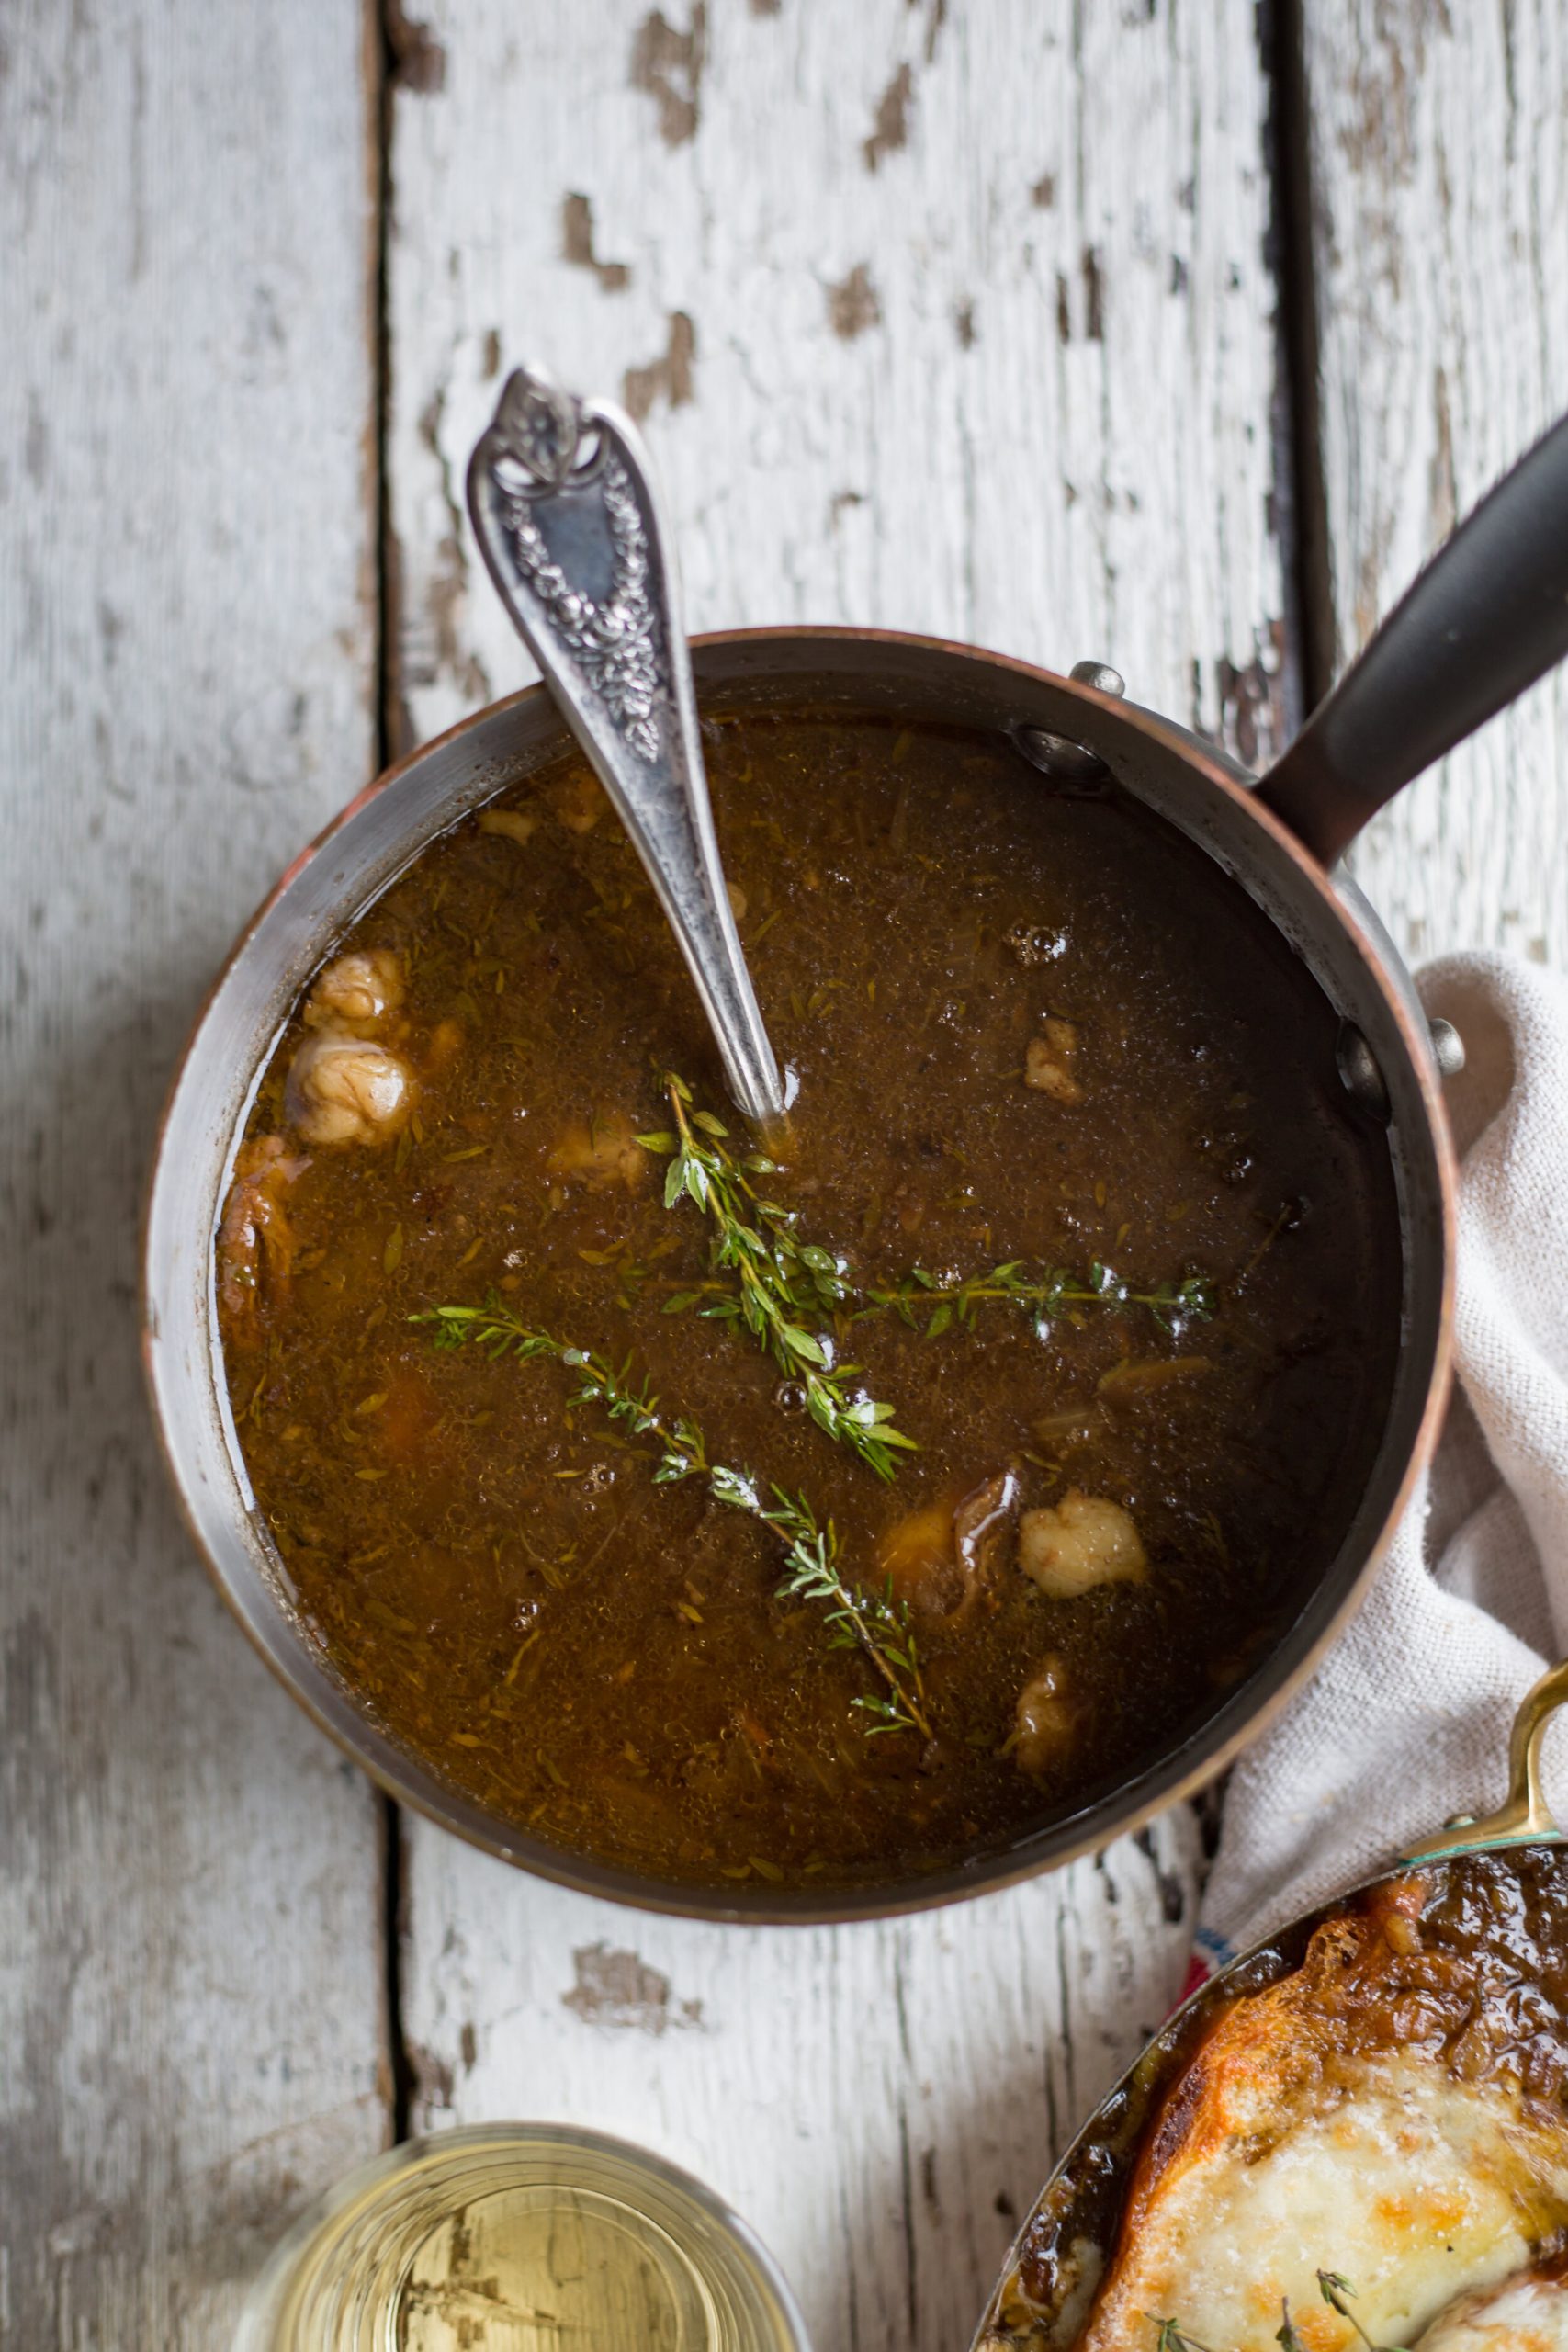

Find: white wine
234;2125;808;2352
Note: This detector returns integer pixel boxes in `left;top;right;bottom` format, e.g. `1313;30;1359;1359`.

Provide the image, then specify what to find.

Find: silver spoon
466;365;786;1125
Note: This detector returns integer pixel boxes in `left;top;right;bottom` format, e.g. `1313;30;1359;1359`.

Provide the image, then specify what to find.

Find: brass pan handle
1404;1658;1568;1862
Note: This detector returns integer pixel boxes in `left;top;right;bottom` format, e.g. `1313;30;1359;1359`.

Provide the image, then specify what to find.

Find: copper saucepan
142;414;1568;1922
971;1657;1568;2350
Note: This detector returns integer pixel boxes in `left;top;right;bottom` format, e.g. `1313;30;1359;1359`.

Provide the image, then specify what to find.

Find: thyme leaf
413;1297;931;1738
638;1075;919;1482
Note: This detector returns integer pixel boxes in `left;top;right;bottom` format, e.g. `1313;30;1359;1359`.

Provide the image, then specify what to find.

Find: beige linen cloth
1195;949;1568;1973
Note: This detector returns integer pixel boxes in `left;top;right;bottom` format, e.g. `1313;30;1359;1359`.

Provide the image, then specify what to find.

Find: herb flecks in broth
216;708;1402;1890
414;1297;931;1738
638;1073;919;1482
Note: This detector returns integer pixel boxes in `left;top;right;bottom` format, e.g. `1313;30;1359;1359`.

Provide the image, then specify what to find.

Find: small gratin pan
974;1658;1568;2351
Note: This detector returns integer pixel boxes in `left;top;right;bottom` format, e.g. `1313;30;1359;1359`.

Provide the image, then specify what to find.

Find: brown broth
216;710;1401;1891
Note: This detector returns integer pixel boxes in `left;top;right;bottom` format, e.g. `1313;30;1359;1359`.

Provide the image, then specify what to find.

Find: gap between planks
365;0;1325;2161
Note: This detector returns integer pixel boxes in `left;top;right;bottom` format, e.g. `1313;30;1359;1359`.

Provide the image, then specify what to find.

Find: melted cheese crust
1079;1887;1568;2352
1416;2269;1568;2352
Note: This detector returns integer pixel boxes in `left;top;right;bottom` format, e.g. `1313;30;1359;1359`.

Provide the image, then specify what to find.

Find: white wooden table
3;5;1563;2344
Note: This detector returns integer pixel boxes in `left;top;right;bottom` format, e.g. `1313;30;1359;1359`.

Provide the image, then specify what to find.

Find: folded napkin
1195;950;1568;1972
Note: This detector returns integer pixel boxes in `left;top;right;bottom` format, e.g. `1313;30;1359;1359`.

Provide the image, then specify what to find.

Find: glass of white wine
233;2123;811;2352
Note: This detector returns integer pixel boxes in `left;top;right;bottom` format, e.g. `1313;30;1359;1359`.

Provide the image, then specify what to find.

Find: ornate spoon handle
466;366;785;1125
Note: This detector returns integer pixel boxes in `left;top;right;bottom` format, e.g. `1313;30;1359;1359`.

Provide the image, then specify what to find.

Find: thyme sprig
413;1296;931;1737
865;1261;1214;1342
1316;2274;1413;2352
1152;2324;1219;2352
1148;2277;1414;2352
642;1078;1213;1368
636;1075;919;1483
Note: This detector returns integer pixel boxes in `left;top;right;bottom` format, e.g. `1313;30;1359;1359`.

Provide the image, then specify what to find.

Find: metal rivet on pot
1429;1017;1465;1079
1337;1022;1391;1120
1068;659;1125;697
1014;729;1108;786
1015;664;1123;788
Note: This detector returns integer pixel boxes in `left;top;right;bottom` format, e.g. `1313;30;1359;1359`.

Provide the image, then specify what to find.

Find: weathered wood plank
388;5;1281;2346
1301;0;1568;965
401;1816;1205;2352
387;0;1292;763
0;2;388;2340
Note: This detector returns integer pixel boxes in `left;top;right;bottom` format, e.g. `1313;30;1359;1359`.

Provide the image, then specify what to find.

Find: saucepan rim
141;626;1456;1924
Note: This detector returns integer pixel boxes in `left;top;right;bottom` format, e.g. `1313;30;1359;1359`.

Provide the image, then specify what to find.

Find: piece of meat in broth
1024;1015;1084;1104
953;1469;1022;1615
303;946;405;1033
1011;1654;1083;1775
216;1135;309;1337
878;1469;1021;1620
545;1110;650;1192
1018;1490;1146;1599
286;1028;413;1147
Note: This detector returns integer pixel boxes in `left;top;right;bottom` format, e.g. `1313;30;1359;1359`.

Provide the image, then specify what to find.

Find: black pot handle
1257;410;1568;866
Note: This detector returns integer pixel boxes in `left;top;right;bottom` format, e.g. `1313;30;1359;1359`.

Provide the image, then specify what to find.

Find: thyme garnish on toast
1149;2274;1415;2352
1316;2273;1414;2352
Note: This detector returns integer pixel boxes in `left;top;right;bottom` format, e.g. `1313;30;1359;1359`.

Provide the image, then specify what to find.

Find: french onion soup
981;1849;1568;2352
215;709;1399;1890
